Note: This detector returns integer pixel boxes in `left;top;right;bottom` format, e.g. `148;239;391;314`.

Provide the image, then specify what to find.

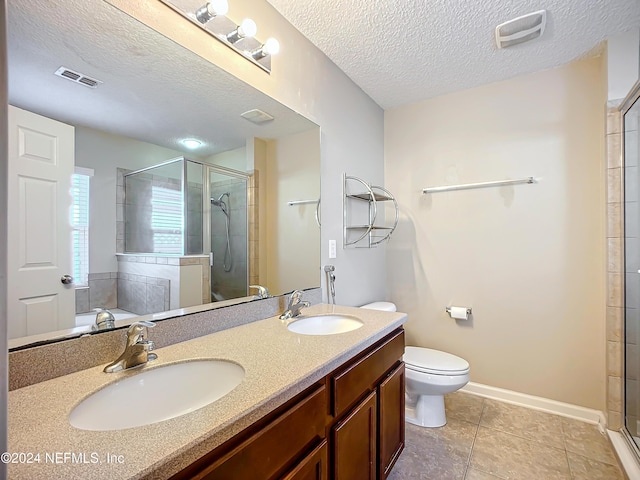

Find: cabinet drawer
193;384;327;480
280;440;328;480
331;329;404;417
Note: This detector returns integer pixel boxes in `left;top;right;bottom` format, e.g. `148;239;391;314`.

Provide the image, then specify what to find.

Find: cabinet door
188;385;327;480
280;441;328;480
332;390;377;480
378;363;405;479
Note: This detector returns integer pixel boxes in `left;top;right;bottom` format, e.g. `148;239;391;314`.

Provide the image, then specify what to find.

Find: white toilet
360;301;470;428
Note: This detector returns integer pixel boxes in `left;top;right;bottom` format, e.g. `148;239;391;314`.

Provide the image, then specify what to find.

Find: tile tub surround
9;288;322;390
7;304;406;480
389;392;625;480
117;254;210;306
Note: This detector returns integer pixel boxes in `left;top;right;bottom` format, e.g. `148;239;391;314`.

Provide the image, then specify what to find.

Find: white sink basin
69;360;244;431
286;314;364;335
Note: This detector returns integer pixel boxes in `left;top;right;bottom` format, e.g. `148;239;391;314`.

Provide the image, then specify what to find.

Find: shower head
211;192;230;207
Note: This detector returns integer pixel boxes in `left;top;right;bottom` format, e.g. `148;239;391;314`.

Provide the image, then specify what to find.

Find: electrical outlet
329;239;337;259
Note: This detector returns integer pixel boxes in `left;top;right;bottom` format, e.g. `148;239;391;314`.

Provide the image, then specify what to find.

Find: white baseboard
608;430;640;480
460;382;607;429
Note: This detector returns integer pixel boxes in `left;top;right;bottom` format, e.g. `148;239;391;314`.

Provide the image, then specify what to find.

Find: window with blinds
71;173;90;286
151;185;184;254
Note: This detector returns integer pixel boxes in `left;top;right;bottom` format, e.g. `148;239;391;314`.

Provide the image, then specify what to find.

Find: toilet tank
360;302;397;312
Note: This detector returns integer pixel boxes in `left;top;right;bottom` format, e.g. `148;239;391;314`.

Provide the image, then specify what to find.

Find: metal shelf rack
343;173;399;248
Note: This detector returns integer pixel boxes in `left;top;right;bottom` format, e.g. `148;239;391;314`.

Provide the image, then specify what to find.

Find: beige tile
470;427;570;479
388;455;466;480
607;133;623;169
607;307;623;342
608;237;623;273
608;376;622;413
464;468;506;480
608;273;623;307
566;451;624;479
607;410;622;430
608;111;622;135
561;418;618;466
445;392;484;425
607;203;622;238
404;419;477;465
607;341;622;377
479;399;564;449
388;420;475;480
608;168;622;204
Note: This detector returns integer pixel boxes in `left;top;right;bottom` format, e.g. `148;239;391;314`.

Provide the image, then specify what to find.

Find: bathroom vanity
7;305;406;480
172;328;405;480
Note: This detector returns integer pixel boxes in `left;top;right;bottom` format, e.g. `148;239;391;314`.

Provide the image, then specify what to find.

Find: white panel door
7;106;75;339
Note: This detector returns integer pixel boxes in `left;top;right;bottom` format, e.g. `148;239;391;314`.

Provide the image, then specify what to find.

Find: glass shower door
209;169;249;302
625;92;640;448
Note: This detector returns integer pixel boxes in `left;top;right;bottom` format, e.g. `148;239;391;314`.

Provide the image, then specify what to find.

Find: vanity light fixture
226;18;257;44
159;0;279;73
181;138;202;149
252;38;280;60
194;0;229;24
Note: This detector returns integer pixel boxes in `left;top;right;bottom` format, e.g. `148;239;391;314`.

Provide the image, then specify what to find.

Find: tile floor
388;392;626;480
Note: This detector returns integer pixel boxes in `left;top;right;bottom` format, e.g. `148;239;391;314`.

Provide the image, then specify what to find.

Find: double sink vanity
8;303;406;479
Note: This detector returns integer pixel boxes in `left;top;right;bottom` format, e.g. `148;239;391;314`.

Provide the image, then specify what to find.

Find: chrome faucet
92;308;115;331
104;321;157;373
279;290;310;320
250;284;270;299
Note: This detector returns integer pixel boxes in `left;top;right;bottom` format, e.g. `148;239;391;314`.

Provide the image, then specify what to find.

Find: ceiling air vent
241;109;274;125
54;67;102;89
495;10;546;49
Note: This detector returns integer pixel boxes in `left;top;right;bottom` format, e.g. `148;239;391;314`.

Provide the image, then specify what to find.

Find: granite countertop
7;304;406;480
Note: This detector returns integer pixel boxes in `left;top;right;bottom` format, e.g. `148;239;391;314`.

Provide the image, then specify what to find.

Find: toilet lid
403;346;470;375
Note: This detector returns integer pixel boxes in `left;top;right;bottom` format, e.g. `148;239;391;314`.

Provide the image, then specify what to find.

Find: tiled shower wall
210;177;248;301
607;106;623;430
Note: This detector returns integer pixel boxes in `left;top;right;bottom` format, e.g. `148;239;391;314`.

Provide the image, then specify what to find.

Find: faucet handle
288;289;304;306
127;321;155;344
127;320;155;333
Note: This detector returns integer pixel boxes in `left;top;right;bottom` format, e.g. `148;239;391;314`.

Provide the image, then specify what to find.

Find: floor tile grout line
462;398;485;479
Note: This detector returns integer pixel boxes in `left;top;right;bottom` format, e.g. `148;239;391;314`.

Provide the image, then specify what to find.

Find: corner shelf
343;174;399;248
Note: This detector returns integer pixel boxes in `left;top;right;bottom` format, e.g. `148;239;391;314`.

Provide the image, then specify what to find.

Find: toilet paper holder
445;306;472;316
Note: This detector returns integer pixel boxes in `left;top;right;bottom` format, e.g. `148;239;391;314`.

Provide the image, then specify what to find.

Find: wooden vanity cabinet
378;363;406;479
171;328;404;480
332;390;377;480
281;440;328;480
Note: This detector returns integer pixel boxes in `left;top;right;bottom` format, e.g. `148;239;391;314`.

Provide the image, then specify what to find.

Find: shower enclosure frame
122;156;251;293
620;78;640;462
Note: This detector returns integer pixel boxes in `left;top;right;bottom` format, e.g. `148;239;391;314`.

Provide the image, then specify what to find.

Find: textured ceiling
8;0;316;157
267;0;640;109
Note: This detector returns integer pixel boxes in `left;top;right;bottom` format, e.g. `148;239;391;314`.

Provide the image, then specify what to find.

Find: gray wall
1;0;8;476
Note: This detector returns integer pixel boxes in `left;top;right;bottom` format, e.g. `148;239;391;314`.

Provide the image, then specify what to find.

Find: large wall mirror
7;0;321;349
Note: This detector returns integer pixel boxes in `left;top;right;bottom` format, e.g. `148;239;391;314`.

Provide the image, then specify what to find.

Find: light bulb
252;38;280;60
238;18;257;38
263;38;280;55
194;0;228;24
209;0;228;15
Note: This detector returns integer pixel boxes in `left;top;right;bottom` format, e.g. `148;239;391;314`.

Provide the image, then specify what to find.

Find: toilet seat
404;346;470;376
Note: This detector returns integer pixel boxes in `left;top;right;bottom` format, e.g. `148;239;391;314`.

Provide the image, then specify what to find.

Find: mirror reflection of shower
123;156;251;307
211;192;232;272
